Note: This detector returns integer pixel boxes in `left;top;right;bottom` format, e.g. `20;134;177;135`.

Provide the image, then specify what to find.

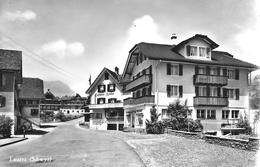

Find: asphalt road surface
0;119;144;167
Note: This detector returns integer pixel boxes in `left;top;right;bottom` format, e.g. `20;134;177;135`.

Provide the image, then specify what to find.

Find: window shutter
179;86;183;98
167;85;171;97
223;68;227;76
103;85;106;92
195;86;199;96
0;72;2;87
206;66;210;75
217;67;221;75
235;69;239;80
223;88;228;97
195;65;198;74
167;63;171;75
179;64;183;76
206;86;210;96
217;87;221;97
186;45;190;56
148;86;152;95
235;89;240;100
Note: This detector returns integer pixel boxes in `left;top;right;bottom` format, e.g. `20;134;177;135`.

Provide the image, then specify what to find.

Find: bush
0;115;13;138
146;121;165;134
237;117;252;135
54;111;67;122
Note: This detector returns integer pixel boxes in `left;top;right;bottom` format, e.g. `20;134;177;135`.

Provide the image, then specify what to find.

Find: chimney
115;67;119;75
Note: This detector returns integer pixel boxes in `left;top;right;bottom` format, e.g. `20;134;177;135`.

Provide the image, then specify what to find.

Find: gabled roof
0;49;22;83
19;77;45;99
173;34;219;51
123;40;257;77
85;67;122;94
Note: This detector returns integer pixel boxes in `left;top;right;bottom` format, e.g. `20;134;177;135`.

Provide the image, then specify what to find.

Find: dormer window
199;47;206;57
190;46;197;56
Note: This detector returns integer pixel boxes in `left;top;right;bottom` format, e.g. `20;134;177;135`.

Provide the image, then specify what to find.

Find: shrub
54;111;67;122
237;117;252;135
0;115;13;138
146;106;165;134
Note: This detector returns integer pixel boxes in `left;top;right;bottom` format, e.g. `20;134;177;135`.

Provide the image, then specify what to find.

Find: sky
0;0;259;96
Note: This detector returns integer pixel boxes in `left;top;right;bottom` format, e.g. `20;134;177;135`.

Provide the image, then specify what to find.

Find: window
231;110;239;119
107;84;115;92
210;67;218;75
207;110;216;119
136;113;144;126
104;72;109;80
198;86;207;96
97;98;105;104
108;98;116;103
197;109;206;119
98;85;106;92
167;85;178;97
0;96;6;107
199;47;206;57
190;46;197;56
228;69;235;79
222;110;230;119
228;89;235;99
93;113;102;119
162;109;171;119
167;64;179;75
198;66;206;74
210;87;218;97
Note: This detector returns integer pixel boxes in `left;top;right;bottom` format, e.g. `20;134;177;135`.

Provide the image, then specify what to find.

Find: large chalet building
86;67;131;130
86;34;258;133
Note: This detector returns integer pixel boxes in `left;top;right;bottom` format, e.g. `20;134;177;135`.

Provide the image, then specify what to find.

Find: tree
0;115;13;138
167;99;202;132
146;105;165;134
54;111;66;122
237;115;252;135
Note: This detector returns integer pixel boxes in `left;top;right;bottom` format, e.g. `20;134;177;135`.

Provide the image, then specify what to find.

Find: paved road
0;119;144;167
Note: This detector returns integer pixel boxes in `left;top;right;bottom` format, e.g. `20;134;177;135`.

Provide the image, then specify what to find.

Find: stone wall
167;129;259;151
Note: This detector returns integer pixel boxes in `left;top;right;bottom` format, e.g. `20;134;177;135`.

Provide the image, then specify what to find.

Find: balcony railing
124;95;155;106
106;116;124;122
194;96;228;106
194;74;228;85
125;74;152;91
88;102;123;109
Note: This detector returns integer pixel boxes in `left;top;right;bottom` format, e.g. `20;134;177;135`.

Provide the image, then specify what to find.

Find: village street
0;118;144;167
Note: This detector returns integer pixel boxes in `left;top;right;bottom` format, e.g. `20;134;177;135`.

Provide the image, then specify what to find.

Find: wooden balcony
124;95;155;106
194;74;228;86
125;74;152;91
194;96;228;106
88;102;123;109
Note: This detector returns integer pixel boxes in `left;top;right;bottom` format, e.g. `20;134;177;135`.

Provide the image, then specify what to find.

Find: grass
102;130;258;167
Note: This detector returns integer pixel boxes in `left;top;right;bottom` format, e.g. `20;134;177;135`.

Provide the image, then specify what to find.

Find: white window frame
198;66;206;74
190;46;198;56
228;69;235;79
231;110;239;119
197;109;206;119
170;64;179;75
222;110;230;119
210;87;218;97
199;47;206;57
167;85;179;97
198;86;207;96
207;110;216;119
228;88;236;99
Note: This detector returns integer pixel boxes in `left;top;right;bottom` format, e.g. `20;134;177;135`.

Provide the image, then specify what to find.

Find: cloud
3;10;37;21
40;39;85;58
127;15;165;46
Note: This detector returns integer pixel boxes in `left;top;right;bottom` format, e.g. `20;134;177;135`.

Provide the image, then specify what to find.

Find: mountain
44;80;75;97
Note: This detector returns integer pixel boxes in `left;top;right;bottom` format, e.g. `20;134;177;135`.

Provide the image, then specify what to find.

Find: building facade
122;34;257;132
86;67;131;130
19;77;45;128
0;49;22;134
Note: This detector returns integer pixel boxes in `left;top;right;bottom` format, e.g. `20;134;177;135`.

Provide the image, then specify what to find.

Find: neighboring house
86;67;131;130
40;89;61;122
19;77;45;128
59;94;86;115
122;34;258;132
0;49;22;134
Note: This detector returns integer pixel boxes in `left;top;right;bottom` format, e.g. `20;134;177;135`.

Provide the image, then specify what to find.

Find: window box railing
125;74;152;91
124;95;155;106
194;96;228;106
194;74;228;85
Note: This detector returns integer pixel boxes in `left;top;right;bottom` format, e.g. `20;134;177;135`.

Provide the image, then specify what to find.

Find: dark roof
19;77;44;99
86;67;122;94
0;49;22;83
136;42;257;69
173;34;219;50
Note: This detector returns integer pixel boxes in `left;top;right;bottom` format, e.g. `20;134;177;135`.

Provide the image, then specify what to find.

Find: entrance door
84;114;90;122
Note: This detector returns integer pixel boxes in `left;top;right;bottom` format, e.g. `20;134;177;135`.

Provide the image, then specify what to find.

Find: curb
0;138;28;147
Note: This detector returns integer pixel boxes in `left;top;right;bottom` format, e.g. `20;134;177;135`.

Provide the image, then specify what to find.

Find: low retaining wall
167;129;259;151
167;129;202;139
